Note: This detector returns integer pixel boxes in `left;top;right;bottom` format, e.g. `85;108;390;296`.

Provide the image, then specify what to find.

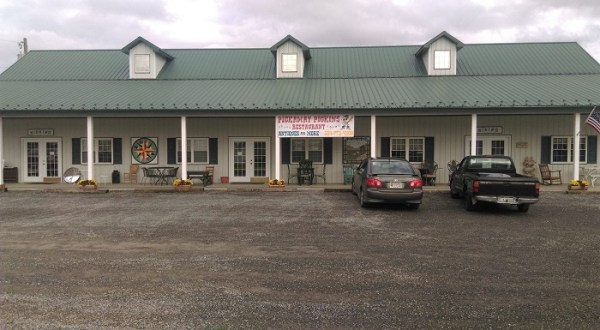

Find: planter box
568;185;588;190
79;185;98;191
174;185;193;192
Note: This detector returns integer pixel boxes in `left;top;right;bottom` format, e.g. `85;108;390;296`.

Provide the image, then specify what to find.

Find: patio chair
422;162;438;186
298;159;314;185
313;163;327;184
287;163;298;184
447;160;458;182
539;164;562;185
123;164;139;183
205;165;214;185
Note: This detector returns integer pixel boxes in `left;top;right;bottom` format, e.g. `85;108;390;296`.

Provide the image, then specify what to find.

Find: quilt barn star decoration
131;137;158;164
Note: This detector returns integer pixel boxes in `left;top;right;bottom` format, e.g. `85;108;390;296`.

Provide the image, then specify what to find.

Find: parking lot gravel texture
1;190;599;329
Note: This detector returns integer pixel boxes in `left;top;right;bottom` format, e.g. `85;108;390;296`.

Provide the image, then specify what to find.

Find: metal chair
298;160;314;185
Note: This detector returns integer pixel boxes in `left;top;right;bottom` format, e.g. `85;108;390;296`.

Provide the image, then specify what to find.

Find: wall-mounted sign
516;142;528;148
477;126;503;134
276;115;354;138
27;128;54;136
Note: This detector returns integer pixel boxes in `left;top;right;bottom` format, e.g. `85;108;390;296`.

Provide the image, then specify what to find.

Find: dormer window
122;37;174;79
434;50;451;69
271;35;311;78
134;54;151;74
282;53;298;72
416;31;463;76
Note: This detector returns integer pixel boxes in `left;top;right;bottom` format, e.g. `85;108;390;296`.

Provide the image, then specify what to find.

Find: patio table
148;166;178;185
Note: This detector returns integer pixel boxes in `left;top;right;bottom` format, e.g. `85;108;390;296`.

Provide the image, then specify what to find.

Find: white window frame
134;54;150;74
176;138;209;164
81;138;113;164
291;138;323;163
551;136;587;164
282;53;298;72
434;50;451;70
390;137;425;164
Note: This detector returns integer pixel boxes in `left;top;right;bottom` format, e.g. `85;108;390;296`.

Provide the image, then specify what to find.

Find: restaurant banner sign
276;115;354;137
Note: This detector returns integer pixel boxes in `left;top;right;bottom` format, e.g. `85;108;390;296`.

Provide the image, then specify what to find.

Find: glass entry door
465;136;511;156
229;138;270;183
22;138;62;183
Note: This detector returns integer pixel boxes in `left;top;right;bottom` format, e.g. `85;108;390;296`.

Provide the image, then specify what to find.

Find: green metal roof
1;37;600;114
1;75;599;112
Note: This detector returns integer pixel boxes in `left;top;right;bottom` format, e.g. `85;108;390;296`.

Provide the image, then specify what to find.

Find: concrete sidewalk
2;181;596;193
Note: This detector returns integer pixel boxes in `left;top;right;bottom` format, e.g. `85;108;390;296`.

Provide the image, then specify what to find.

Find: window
134;54;150;73
291;138;323;163
282;53;298;72
81;138;113;164
552;136;587;163
177;138;209;164
390;137;424;163
434;50;450;69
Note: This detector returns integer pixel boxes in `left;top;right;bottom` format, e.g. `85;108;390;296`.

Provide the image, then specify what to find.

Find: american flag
585;106;600;134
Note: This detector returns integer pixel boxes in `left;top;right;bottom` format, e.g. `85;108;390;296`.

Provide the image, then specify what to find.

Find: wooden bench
188;170;212;186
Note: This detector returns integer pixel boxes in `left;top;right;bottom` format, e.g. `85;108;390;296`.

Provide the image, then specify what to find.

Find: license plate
389;182;403;189
498;197;516;204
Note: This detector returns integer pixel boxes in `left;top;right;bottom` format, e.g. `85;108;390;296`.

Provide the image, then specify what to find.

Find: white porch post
471;114;478;155
371;115;377;157
181;116;187;180
275;115;281;180
86;116;94;180
0;116;4;186
275;136;281;180
574;113;581;180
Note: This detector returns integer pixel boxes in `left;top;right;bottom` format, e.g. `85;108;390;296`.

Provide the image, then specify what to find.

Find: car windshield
371;161;414;175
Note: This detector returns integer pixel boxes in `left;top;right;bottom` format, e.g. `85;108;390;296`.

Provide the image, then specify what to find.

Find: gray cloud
1;0;599;71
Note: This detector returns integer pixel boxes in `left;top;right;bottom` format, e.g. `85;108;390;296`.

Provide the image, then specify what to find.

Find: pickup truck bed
450;156;540;212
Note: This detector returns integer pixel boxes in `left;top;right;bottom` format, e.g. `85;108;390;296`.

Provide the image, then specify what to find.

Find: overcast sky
1;0;599;71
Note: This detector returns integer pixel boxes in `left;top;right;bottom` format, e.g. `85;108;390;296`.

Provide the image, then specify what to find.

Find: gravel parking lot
1;190;599;329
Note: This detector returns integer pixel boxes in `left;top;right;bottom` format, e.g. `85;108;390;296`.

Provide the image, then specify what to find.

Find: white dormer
121;37;174;79
270;35;311;78
416;31;463;76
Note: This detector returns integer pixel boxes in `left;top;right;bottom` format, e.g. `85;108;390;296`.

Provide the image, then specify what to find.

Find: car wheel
464;192;475;211
359;188;369;208
517;204;530;213
450;182;459;199
351;179;357;195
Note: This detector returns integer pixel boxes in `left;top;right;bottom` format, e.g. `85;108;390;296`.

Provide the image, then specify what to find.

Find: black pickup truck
450;155;540;212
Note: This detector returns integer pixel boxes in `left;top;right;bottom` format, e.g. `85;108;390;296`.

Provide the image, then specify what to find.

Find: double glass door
465;136;511;156
229;138;270;183
22;138;62;183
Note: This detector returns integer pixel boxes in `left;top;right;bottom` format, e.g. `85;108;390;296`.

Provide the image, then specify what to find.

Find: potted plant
77;179;97;191
173;178;193;191
268;179;285;188
569;179;589;190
